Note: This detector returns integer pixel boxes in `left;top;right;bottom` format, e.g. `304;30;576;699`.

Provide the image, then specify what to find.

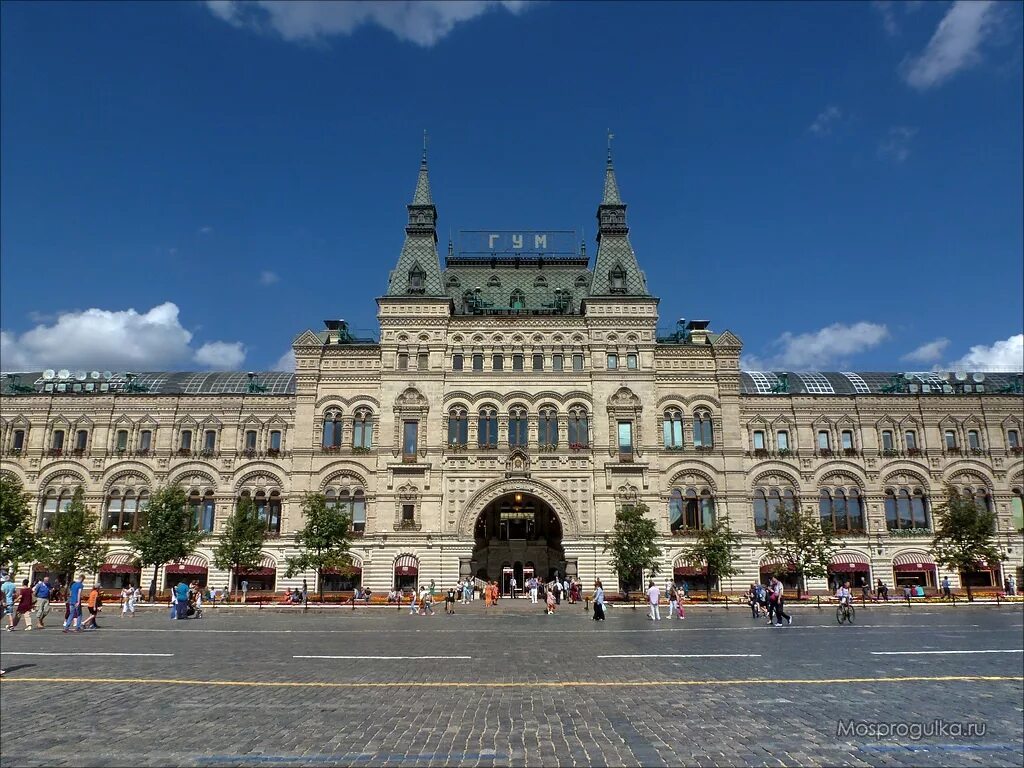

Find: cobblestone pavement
1;601;1021;767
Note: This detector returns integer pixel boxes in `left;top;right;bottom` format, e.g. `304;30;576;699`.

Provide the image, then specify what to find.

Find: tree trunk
706;569;713;601
966;582;973;602
318;568;324;604
796;573;804;600
152;563;159;602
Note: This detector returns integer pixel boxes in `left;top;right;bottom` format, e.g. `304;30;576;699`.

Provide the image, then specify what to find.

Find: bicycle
835;600;855;624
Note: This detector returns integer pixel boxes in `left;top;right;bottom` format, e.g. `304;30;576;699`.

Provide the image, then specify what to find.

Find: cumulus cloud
0;302;246;373
809;106;841;136
946;334;1024;371
205;0;530;47
195;341;247;369
273;348;296;372
742;322;890;370
902;1;1002;90
259;270;280;286
902;337;950;364
878;125;917;162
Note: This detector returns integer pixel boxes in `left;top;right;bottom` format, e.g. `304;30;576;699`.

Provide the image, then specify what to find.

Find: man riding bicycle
835;580;853;605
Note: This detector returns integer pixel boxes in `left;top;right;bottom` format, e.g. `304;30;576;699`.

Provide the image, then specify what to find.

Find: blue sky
2;0;1021;373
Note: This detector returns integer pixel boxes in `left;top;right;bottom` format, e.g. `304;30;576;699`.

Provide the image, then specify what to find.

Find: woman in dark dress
13;579;34;630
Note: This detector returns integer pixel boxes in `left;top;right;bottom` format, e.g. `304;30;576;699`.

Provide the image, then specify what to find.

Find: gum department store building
2;149;1023;596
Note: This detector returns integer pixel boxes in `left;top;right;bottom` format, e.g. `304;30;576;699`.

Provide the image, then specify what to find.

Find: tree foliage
679;517;742;598
930;486;1004;602
603;503;662;591
35;488;107;588
761;504;839;598
212;496;266;593
285;493;353;601
0;475;37;574
124;484;205;595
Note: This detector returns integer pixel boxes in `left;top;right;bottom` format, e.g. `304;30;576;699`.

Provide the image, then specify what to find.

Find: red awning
892;551;934;568
673;566;707;576
100;563;141;574
237;567;275;577
894;562;937;573
829;562;870;573
322;566;362;575
394;554;418;576
167;554;209;575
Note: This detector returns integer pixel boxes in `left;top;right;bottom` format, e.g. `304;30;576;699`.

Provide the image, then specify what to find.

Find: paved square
2;602;1022;767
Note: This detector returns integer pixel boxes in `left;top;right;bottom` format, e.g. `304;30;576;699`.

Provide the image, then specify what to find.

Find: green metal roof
443;257;590;315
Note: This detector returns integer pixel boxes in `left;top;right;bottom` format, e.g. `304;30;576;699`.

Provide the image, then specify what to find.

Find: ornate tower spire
386;135;445;296
590;136;648;296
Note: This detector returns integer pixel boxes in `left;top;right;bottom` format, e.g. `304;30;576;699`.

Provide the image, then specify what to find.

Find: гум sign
457;230;577;256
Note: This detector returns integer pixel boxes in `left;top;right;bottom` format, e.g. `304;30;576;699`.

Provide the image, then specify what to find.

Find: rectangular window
180;430;192;451
417;352;428;370
905;430;917;450
492;354;504;371
245;430;257;450
139;430;152;452
51;430;65;451
352;498;366;533
607;353;618;370
777;430;789;451
203;430;217;452
12;430;25;451
75;430;88;450
617;421;633;456
269;430;281;452
967;430;980;450
452;353;463;371
817;431;830;450
402;504;416;523
572;353;584;371
753;431;766;450
881;430;894;452
552;354;563;372
944;430;957;449
626;353;638;369
512;354;524;371
532;354;544;371
1009;430;1020;449
402;421;418;459
841;430;854;450
116;430;129;451
472;353;483;371
397;352;408;370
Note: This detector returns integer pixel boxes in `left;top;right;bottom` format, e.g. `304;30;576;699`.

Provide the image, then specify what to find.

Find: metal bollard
816;595;820;610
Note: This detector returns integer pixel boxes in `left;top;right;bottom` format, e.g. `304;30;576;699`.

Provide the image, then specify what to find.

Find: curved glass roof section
739;371;1022;396
3;371;296;396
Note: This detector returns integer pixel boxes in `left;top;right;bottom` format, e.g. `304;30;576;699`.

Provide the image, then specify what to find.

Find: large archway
471;491;566;593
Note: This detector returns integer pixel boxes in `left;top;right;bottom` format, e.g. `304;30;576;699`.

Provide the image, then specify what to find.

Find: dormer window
609;265;626;294
408;265;426;294
510;289;525;310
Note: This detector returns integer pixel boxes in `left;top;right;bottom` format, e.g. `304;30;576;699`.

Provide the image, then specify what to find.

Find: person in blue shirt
33;576;52;628
2;575;16;631
63;575;85;632
174;581;190;619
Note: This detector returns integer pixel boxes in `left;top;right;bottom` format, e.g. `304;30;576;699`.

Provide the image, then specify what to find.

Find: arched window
448;407;468;447
533;275;547;288
510;290;525;310
693;410;714;448
663;409;683;449
567;407;589;449
509;406;528;448
40;488;77;531
609;265;626;293
104;488;148;534
407;264;426;293
820;486;865;533
964;487;992;514
668;489;684;532
884;486;930;530
352;489;366;533
353;408;373;449
673;487;714;532
1011;488;1023;531
322;410;342;450
478;407;498;448
538;407;558;448
188;490;216;532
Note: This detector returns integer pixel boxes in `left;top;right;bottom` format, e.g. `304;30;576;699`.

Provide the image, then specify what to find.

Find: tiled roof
739;371;1022;396
443;258;590;314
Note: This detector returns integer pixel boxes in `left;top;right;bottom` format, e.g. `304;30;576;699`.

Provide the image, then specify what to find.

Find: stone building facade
2;150;1022;595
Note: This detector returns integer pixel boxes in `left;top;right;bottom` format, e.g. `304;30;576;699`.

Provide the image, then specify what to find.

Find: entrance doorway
472;492;565;594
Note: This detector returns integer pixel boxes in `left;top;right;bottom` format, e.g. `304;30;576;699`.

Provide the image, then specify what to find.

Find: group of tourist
743;577;794;626
2;573;109;633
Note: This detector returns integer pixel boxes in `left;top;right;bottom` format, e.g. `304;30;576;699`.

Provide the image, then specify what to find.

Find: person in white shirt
646;580;661;621
835;580;852;605
509;576;517;599
529;577;538;604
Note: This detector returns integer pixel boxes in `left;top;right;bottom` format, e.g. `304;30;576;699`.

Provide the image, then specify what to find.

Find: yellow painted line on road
1;675;1021;690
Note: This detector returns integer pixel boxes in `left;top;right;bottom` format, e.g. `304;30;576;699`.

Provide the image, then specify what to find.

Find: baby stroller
186;595;203;619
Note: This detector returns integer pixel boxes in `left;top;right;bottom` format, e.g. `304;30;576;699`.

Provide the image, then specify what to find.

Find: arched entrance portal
472;492;565;594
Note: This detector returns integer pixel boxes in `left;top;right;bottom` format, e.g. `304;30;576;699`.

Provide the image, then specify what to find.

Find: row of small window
446;408;590;448
752;427;1019;454
24;428;284;455
662;410;715;449
434;352;641;372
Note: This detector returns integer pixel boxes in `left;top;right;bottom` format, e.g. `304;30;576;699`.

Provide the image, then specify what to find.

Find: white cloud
902;1;1002;90
194;341;247;369
0;302;246;373
742;322;890;370
273;349;296;372
878;125;917;162
809;106;841;136
902;337;950;364
205;0;530;47
946;334;1024;371
259;270;280;286
872;1;899;36
199;226;213;235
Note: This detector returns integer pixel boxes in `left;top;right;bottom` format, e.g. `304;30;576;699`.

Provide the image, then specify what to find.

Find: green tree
761;504;839;599
285;493;353;602
678;517;742;599
930;486;1004;602
0;476;37;575
604;503;662;592
35;488;107;588
212;495;266;595
124;485;205;597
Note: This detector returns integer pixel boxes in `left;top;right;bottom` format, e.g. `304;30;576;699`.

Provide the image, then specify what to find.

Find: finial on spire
606;130;615;165
422;129;428;164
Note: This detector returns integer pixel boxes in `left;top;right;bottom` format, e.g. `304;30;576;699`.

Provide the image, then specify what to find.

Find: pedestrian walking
592;579;606;621
646;580;661;621
747;583;759;619
528;577;538;604
174;580;190;619
10;579;34;630
81;583;102;630
241;579;249;603
33;576;52;628
63;575;85;632
941;576;952;600
876;578;889;601
770;576;792;627
445;586;456;615
302;578;309;606
2;574;16;631
421;586;434;616
1010;575;1017;596
669;584;680;619
509;575;517;599
545;588;556;615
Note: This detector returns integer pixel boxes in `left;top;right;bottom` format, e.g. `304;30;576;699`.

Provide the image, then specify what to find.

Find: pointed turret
590;140;648;296
386;141;445;296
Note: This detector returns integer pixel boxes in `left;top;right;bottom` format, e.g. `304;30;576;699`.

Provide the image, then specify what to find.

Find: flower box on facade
1011;446;1023;456
569;442;589;451
907;448;923;457
843;448;859;457
888;527;933;537
447;443;468;452
47;449;62;457
177;448;192;457
777;449;792;458
352;447;373;455
753;449;769;458
818;449;833;457
882;449;898;458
